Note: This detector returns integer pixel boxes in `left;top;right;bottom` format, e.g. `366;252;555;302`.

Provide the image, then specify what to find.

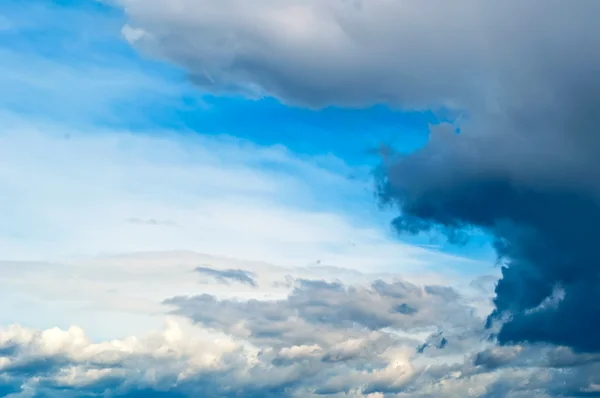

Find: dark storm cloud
377;107;600;352
356;4;600;354
194;266;257;287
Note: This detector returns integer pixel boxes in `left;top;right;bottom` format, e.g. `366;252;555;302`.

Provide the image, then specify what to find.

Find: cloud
374;69;600;353
106;1;600;355
0;249;489;344
0;248;591;397
0;247;504;396
7;1;600;395
0;267;485;397
1;268;599;397
115;0;600;112
194;266;257;287
165;277;482;347
0;317;258;397
197;0;583;353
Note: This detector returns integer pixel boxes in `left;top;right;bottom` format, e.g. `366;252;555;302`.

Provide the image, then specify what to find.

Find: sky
1;1;599;397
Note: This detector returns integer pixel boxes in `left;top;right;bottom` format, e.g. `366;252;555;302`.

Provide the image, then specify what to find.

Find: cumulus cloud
0;271;487;396
0;317;257;397
1;269;600;397
3;250;504;397
374;54;600;353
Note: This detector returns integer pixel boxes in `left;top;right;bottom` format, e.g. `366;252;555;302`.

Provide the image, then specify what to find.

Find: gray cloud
375;82;600;353
117;0;600;113
194;266;257;287
165;278;481;349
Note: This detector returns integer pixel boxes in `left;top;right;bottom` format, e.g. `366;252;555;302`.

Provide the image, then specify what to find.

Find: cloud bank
1;255;599;397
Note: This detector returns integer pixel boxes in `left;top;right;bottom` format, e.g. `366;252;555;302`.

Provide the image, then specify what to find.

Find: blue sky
0;0;493;263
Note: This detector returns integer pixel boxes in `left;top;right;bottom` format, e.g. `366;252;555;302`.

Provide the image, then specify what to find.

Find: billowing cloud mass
1;255;600;397
114;0;600;353
116;0;600;111
1;252;598;398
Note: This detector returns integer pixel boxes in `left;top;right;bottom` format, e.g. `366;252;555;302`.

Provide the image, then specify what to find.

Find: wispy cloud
195;266;257;287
